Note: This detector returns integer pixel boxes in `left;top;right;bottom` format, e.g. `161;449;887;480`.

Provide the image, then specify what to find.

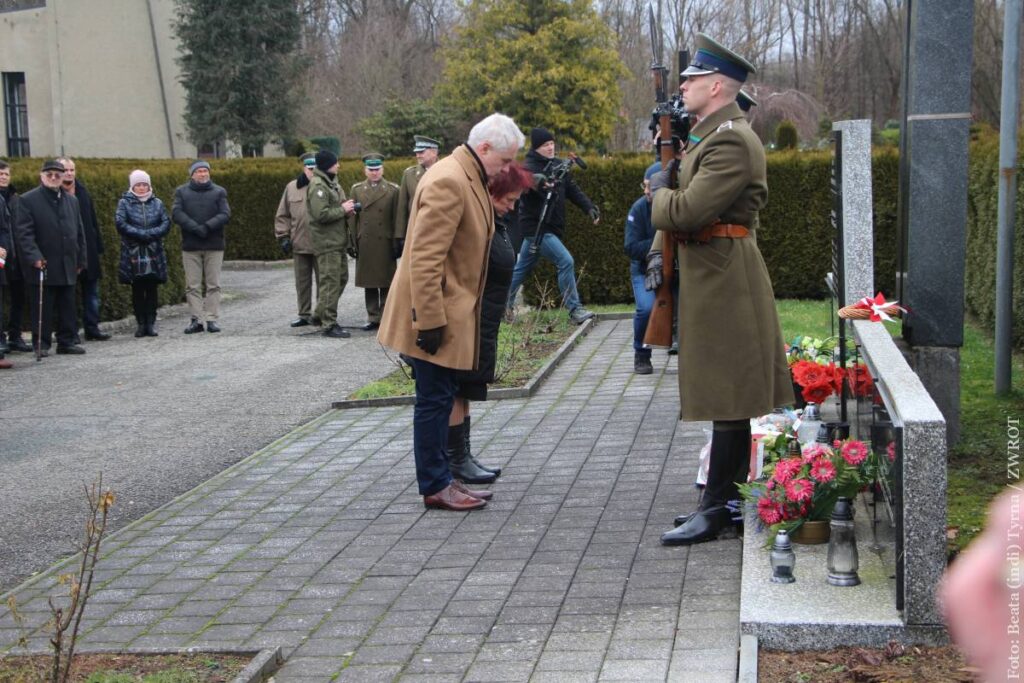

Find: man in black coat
0;161;30;353
58;157;110;341
172;160;231;334
505;127;600;325
0;189;12;368
12;159;87;356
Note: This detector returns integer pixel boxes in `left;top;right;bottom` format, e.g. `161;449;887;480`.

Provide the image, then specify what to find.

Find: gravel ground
0;261;396;592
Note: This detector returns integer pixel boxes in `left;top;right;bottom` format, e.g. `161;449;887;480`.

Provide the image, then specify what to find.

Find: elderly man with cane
12;159;87;358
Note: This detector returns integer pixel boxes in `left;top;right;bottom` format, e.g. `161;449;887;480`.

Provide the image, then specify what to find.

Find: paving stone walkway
0;319;741;682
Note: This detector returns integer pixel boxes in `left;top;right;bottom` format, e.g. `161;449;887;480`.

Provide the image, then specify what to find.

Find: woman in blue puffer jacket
115;170;170;337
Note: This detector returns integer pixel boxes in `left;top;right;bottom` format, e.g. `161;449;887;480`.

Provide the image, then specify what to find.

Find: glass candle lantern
826;497;861;586
770;529;796;584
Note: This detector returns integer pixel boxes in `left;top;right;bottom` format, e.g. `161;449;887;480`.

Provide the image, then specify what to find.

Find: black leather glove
392;239;405;260
346;246;358;259
279;237;292;255
588;206;601;223
644;251;664;291
415;326;445;355
649;159;679;194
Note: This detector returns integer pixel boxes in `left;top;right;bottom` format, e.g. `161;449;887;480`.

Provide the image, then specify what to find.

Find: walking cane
35;266;44;362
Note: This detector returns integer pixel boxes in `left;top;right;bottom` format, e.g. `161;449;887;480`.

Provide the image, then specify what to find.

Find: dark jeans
409;357;457;496
29;283;77;349
80;277;101;332
4;277;26;340
131;280;159;321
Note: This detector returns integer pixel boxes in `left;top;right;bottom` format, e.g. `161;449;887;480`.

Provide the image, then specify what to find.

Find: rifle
642;6;684;349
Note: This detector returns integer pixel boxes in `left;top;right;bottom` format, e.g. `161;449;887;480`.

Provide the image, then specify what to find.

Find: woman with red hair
445;162;535;489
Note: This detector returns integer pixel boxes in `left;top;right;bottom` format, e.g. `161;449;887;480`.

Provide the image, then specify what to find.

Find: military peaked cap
681;34;756;83
413;135;440;152
736;89;758;112
362;153;384;168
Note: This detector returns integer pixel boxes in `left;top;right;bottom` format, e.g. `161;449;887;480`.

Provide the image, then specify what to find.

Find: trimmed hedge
4;142;1019;352
965;134;1024;348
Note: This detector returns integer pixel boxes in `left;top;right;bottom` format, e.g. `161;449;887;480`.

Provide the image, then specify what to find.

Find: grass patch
776;298;1022;551
347;307;580;400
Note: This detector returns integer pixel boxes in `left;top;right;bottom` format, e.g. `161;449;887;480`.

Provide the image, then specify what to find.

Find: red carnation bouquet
739;438;877;539
787;336;875;405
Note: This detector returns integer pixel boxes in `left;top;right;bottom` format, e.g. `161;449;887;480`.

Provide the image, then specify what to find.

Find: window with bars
3;72;30;157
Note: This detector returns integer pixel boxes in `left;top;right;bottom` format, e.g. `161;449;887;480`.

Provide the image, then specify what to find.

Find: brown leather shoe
452;479;493;500
0;358;12;369
423;483;487;511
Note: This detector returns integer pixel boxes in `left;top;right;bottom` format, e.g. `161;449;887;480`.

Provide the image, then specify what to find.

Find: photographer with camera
349;153;399;331
505;128;600;325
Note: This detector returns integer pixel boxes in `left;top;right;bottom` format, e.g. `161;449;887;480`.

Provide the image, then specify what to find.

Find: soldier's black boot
447;422;496;485
145;313;158;337
666;422;751;541
134;316;146;338
464;416;501;477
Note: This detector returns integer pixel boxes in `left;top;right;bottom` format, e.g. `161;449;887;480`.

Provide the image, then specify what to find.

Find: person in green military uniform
645;34;793;546
350;153;400;331
307;149;357;338
394;135;440;256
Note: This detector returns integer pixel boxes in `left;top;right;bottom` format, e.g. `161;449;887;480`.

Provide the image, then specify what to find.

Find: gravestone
741;118;948;648
895;0;974;444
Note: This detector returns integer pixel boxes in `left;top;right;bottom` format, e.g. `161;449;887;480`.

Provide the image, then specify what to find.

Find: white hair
467;113;525;151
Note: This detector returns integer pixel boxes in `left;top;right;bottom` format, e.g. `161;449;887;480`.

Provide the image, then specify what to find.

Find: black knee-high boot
446;422;496;484
464;416;501;477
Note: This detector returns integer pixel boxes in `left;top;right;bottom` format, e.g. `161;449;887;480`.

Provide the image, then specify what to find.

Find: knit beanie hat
530;127;554;150
315;150;339;173
189;160;211;177
129;169;151;188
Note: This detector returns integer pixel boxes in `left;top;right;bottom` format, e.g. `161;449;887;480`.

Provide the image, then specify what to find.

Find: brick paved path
0;319;741;682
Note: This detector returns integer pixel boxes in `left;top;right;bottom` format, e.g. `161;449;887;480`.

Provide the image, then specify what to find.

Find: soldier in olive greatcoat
646;34;793;546
307;150;357;339
274;153;320;327
394;135;440;255
350;154;400;330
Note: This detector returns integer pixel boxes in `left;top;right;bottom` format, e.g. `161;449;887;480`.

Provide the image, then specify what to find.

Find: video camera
649;93;692;145
538;153;587;188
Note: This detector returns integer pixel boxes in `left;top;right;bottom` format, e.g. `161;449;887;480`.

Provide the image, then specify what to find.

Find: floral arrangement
738;438;877;538
786;336;875;404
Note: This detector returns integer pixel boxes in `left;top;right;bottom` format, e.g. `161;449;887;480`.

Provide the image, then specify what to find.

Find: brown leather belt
680;222;749;245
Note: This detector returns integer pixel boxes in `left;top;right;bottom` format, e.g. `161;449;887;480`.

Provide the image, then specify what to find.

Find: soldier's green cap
362;153;384;168
300;152;316;167
681;34;756;83
736;89;758;112
413;135;440;152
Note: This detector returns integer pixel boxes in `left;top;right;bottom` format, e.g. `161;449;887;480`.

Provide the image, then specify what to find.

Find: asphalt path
0;262;396;592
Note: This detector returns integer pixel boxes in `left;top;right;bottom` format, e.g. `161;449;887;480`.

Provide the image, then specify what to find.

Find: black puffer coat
172;179;230;251
455;215;517;399
115;192;171;284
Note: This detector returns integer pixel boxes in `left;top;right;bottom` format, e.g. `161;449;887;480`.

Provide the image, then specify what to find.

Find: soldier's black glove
415;326;445;355
649;159;679;194
588;206;601;223
392;239;404;260
644;252;664;291
279;237;292;255
346;246;358;259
